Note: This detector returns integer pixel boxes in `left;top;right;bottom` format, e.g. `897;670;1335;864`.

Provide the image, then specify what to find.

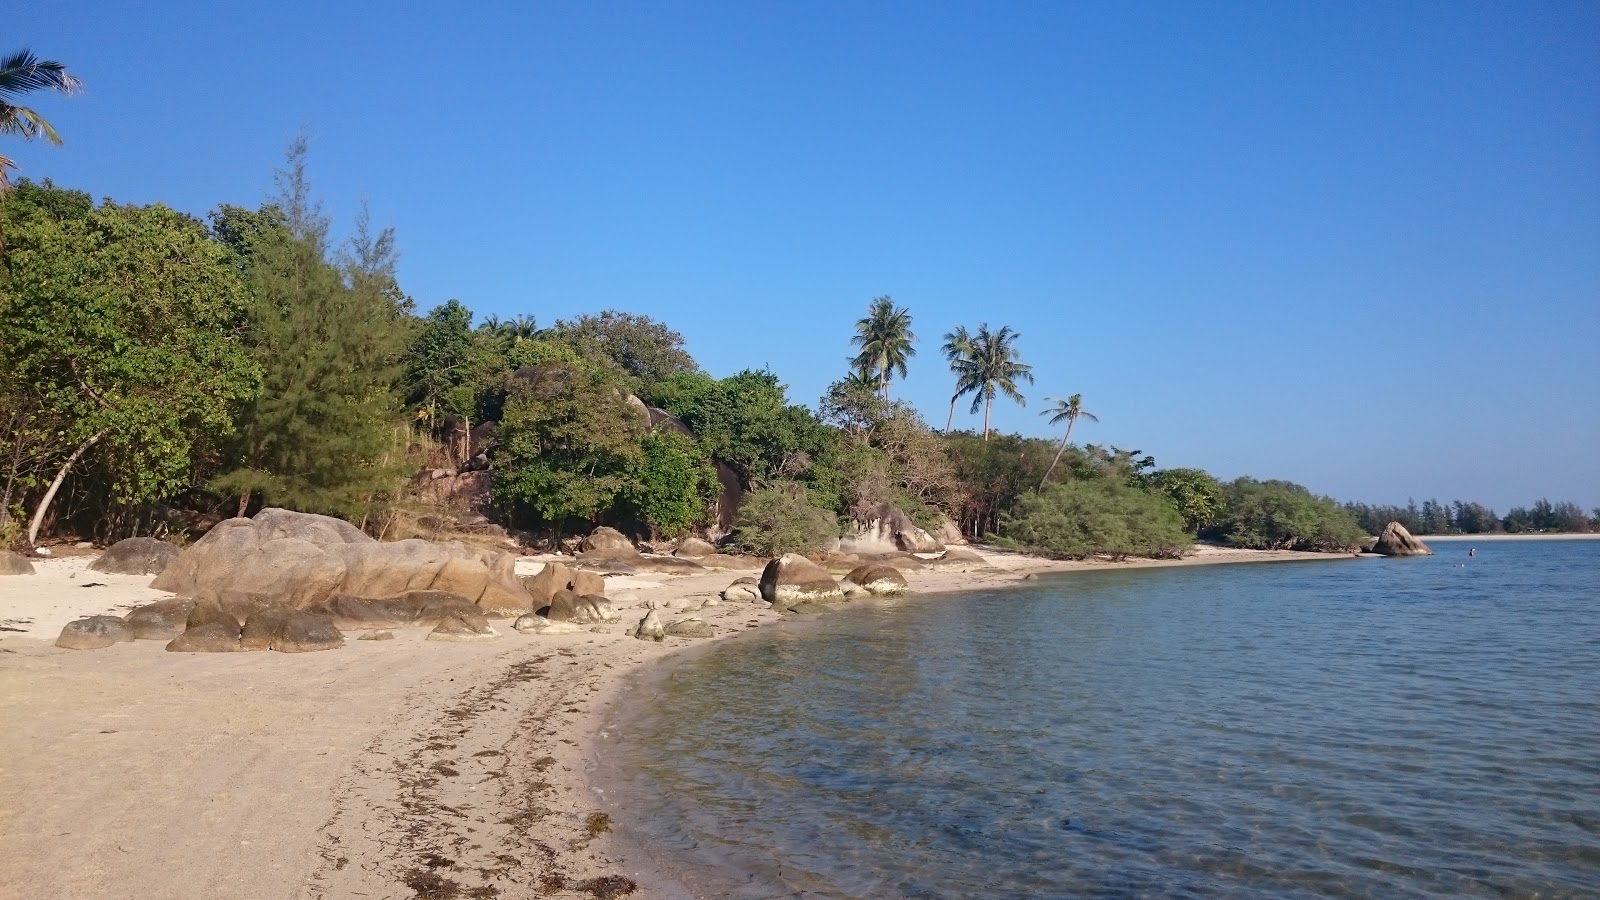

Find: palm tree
0;49;82;191
953;323;1033;440
1038;393;1099;488
940;325;974;433
849;296;916;401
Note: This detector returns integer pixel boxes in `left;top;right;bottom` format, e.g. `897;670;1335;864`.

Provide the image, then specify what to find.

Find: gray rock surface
545;590;618;625
426;613;499;642
358;630;395;641
839;502;945;554
844;564;909;595
166;622;241;652
123;598;196;640
665;617;714;638
512;614;584;634
632;610;666;642
0;549;35;576
89;537;180;576
55;616;134;650
673;537;717;559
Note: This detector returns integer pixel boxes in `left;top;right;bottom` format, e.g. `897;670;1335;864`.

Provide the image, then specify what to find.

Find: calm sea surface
597;542;1600;898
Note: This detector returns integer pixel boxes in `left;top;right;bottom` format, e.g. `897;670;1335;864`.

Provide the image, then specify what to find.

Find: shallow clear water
600;543;1600;898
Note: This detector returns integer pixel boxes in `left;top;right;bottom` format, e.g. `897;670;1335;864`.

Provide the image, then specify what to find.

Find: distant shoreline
1419;533;1600;542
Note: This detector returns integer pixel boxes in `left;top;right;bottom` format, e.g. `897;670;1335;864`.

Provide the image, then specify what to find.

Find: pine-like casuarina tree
210;137;409;520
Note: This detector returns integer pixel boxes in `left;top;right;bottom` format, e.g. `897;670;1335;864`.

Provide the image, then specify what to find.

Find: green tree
645;369;831;489
1211;478;1365;551
210;138;409;520
998;478;1191;560
940;325;974;434
493;356;645;536
849;296;917;400
952;323;1032;439
1038;393;1098;488
0;181;261;544
1150;468;1225;534
550;310;697;388
623;430;718;538
0;50;81;192
729;484;840;555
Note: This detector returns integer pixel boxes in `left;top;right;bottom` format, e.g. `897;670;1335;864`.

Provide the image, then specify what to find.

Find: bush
996;479;1191;560
729;485;840;556
1210;478;1365;551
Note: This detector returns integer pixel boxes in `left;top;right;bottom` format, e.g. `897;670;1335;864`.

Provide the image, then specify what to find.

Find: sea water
598;542;1600;898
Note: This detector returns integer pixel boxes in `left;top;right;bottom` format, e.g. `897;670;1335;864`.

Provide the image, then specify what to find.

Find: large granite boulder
545;590;618;625
0;550;35;576
239;610;344;652
123;598;196;640
760;554;842;611
674;537;717;559
935;518;967;546
1372;521;1432;557
89;537;180;576
150;508;532;618
844;564;909;595
839;503;944;555
578;526;637;559
56;616;135;650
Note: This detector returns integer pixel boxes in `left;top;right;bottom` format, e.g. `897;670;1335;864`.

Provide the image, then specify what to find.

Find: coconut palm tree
953;323;1032;440
0;49;82;191
849;296;916;401
1038;393;1099;488
940;325;974;433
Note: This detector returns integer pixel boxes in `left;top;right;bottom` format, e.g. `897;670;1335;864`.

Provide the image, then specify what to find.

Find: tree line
1344;498;1598;536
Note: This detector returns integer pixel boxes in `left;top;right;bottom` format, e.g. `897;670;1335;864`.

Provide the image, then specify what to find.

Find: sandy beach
0;544;1352;900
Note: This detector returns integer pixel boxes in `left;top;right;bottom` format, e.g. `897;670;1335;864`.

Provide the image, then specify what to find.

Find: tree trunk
237;491;250;518
982;396;992;440
27;428;108;547
944;396;957;434
1039;419;1077;489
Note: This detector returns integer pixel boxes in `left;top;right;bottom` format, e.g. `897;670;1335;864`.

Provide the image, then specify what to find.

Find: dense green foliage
1345;497;1596;535
729;485;840;555
623;431;719;538
1208;478;1366;551
998;478;1191;560
1150;468;1226;533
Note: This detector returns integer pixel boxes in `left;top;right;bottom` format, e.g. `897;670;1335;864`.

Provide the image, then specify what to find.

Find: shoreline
0;544;1353;899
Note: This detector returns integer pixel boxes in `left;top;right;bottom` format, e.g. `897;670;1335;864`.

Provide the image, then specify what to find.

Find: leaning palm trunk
1039;420;1077;489
944;396;958;434
26;427;107;546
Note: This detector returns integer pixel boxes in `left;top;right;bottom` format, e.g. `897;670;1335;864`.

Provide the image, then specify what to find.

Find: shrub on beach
996;479;1191;560
729;486;840;556
1209;478;1366;552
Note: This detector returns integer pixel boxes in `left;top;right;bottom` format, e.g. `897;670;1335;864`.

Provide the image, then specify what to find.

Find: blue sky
12;1;1599;511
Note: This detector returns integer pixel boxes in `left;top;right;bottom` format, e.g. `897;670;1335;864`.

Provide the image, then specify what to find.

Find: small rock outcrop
1372;521;1433;557
545;590;618;625
632;610;666;642
358;630;395;641
89;537;180;576
844;564;909;595
522;562;606;605
427;613;499;642
239;611;344;652
1;550;35;576
513;614;584;634
760;554;842;612
56;616;135;650
166;622;242;653
927;548;989;570
838;503;944;555
123;598;196;640
665;617;714;639
578;526;637;559
721;577;762;602
674;537;717;559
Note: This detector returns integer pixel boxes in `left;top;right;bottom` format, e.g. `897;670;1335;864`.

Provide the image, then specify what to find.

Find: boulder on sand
721;577;762;602
123;597;196;640
665;617;714;638
89;537;180;576
674;537;717;559
522;561;606;605
427;613;499;642
1372;521;1433;557
578;526;637;559
56;616;134;650
759;554;842;612
632;610;666;642
166;622;242;653
150;508;533;618
544;590;618;625
240;610;344;652
838;502;944;555
1;549;34;576
926;547;988;570
844;564;909;595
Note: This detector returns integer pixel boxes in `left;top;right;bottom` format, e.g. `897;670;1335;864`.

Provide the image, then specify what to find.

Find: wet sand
0;544;1351;899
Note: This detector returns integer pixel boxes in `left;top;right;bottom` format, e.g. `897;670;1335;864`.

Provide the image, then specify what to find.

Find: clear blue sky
12;1;1599;511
